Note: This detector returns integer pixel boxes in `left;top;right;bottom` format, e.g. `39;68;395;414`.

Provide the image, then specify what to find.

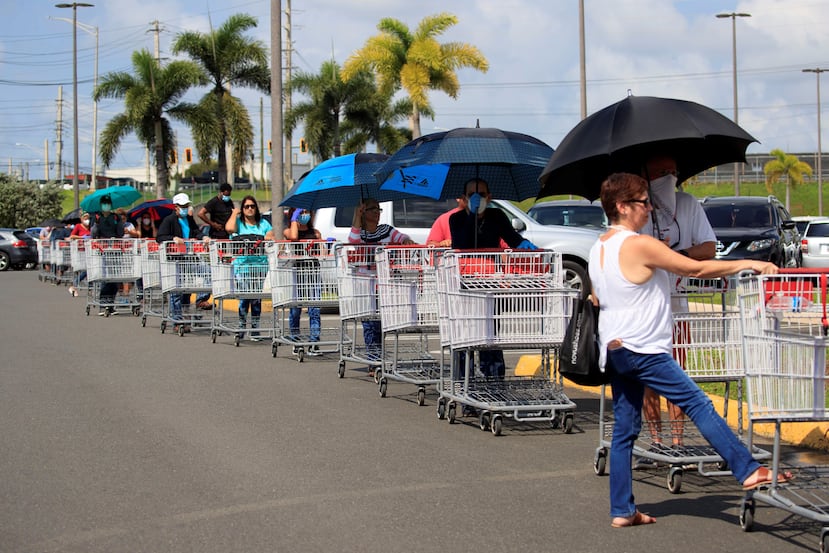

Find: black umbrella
61;207;83;225
39;218;63;228
537;95;758;201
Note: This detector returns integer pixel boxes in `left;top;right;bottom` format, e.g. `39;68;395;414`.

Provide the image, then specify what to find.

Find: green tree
0;176;62;229
285;60;379;161
172;13;271;186
342;12;489;139
340;92;416;154
764;148;813;210
94;49;204;198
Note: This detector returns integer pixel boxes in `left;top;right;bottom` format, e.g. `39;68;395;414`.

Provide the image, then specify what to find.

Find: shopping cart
37;239;52;282
737;268;829;549
435;249;578;436
209;238;274;346
51;239;73;286
69;239;89;294
335;244;381;378
375;245;446;405
84;238;142;317
159;240;212;336
139;239;163;327
269;239;340;361
594;276;770;493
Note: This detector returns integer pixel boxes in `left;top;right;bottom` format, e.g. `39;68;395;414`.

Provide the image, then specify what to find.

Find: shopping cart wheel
85;305;90;316
562;413;575;434
178;325;185;337
160;321;166;334
479;411;491;431
211;330;217;343
667;467;683;494
373;368;381;385
550;413;561;429
594;448;607;476
296;348;305;362
417;387;426;406
235;334;241;347
447;403;457;424
436;398;446;420
739;497;755;531
132;306;140;316
141;315;147;327
272;343;278;358
337;361;346;379
716;460;729;471
379;378;387;397
490;415;503;436
820;527;829;553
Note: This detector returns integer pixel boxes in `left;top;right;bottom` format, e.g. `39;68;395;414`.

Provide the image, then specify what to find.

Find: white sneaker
307;345;322;356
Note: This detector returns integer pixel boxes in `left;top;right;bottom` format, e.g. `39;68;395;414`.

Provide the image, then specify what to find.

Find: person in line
116;208;140;238
156;193;210;334
283;207;322;356
90;195;124;315
448;178;537;380
137;214;157;239
348;198;414;371
426;197;466;247
637;155;717;462
196;183;234;309
67;212;92;297
589;172;789;529
225;195;275;341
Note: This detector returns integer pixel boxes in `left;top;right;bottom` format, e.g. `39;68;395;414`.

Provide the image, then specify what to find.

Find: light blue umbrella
80;185;142;212
279;153;406;210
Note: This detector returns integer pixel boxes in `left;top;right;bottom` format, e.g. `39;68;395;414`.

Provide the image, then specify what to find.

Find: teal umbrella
80;185;142;212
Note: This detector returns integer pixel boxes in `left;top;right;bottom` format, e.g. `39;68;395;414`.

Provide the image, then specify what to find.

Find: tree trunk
154;119;167;198
410;107;421;139
786;177;791;211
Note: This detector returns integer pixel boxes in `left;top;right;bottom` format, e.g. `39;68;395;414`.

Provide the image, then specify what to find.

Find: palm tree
340;90;416;155
285;60;380;161
764;148;813;210
172;13;271;185
94;49;205;198
342;12;489;139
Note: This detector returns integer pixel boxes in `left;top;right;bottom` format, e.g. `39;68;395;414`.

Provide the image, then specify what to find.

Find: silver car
800;219;829;268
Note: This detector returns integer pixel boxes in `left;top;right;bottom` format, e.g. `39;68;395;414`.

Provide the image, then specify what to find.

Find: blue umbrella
375;127;554;201
80;185;142;212
128;198;175;222
279;153;405;210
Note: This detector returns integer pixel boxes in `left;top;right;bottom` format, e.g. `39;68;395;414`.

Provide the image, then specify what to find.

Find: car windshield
806;223;829;237
529;205;606;228
704;205;771;228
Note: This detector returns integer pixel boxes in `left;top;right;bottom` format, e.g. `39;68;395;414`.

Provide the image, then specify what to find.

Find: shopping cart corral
209;238;274;346
435;249;578;436
85;239;142;317
269;240;340;361
159;240;212;336
375;245;446;405
737;268;829;551
594;276;770;493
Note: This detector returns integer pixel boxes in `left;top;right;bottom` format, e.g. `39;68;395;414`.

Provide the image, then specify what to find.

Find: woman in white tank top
588;173;787;528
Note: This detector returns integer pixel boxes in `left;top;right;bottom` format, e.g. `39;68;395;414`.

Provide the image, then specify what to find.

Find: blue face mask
100;203;111;212
298;213;311;225
178;207;189;217
221;194;231;202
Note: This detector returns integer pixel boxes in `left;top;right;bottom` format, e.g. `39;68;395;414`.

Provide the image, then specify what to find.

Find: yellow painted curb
516;354;829;451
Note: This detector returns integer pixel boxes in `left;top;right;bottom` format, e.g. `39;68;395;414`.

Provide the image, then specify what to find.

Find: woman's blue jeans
607;347;760;519
289;307;321;341
239;299;262;337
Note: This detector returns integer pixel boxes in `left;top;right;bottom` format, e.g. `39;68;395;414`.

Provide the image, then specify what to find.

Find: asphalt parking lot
1;270;826;553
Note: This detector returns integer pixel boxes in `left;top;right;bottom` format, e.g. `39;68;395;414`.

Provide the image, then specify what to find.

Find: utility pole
148;19;163;197
578;0;586;120
260;97;265;185
44;138;50;181
283;0;293;194
271;0;284;233
56;86;64;182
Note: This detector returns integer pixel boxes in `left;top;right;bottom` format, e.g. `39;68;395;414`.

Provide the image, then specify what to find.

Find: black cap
219;183;232;193
101;194;112;204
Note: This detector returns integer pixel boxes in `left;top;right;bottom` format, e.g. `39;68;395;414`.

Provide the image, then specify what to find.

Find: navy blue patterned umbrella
375;127;554;201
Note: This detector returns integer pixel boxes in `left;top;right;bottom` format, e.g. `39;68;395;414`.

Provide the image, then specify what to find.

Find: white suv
312;197;600;293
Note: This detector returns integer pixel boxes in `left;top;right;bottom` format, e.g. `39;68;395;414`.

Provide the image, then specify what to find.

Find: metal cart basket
139;239;163;327
737;269;829;551
85;239;142;317
435;249;578;436
159;240;212;336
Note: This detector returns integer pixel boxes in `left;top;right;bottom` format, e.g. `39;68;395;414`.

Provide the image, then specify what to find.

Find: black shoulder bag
559;297;609;386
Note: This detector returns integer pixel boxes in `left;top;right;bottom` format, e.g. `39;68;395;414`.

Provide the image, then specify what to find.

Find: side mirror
511;217;526;232
781;220;796;230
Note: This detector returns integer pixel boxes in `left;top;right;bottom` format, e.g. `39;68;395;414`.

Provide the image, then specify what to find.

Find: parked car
700;195;800;268
0;228;39;271
799;218;829;268
528;199;606;229
792;215;823;237
312;197;601;293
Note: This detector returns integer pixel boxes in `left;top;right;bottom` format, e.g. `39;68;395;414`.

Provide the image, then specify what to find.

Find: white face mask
649;174;678;228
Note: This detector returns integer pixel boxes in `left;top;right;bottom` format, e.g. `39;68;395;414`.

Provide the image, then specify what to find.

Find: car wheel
0;251;10;271
562;259;590;298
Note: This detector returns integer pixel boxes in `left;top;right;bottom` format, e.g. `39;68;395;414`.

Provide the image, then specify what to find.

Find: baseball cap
173;193;191;206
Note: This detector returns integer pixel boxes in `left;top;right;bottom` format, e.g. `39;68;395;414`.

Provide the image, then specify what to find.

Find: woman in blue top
226;196;275;341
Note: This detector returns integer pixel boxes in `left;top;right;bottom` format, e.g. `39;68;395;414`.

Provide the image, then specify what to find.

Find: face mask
648;174;677;227
469;193;488;215
100;203;111;212
81;219;89;226
178;207;189;217
221;194;231;202
142;218;151;225
298;213;311;225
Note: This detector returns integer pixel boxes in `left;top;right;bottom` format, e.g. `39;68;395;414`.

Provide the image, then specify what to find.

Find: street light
55;2;94;210
716;11;751;196
51;15;98;192
803;68;826;216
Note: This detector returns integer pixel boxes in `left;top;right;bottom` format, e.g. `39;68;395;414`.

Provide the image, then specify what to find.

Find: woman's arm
225;209;241;234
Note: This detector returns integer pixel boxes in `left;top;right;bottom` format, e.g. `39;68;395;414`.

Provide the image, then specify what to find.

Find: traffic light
268;140;272;155
299;138;307;153
170;149;177;164
184;148;192;163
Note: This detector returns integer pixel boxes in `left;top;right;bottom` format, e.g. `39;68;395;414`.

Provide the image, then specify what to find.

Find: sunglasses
243;204;257;209
626;198;652;207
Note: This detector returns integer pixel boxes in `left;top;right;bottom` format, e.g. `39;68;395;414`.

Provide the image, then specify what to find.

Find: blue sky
2;0;829;180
